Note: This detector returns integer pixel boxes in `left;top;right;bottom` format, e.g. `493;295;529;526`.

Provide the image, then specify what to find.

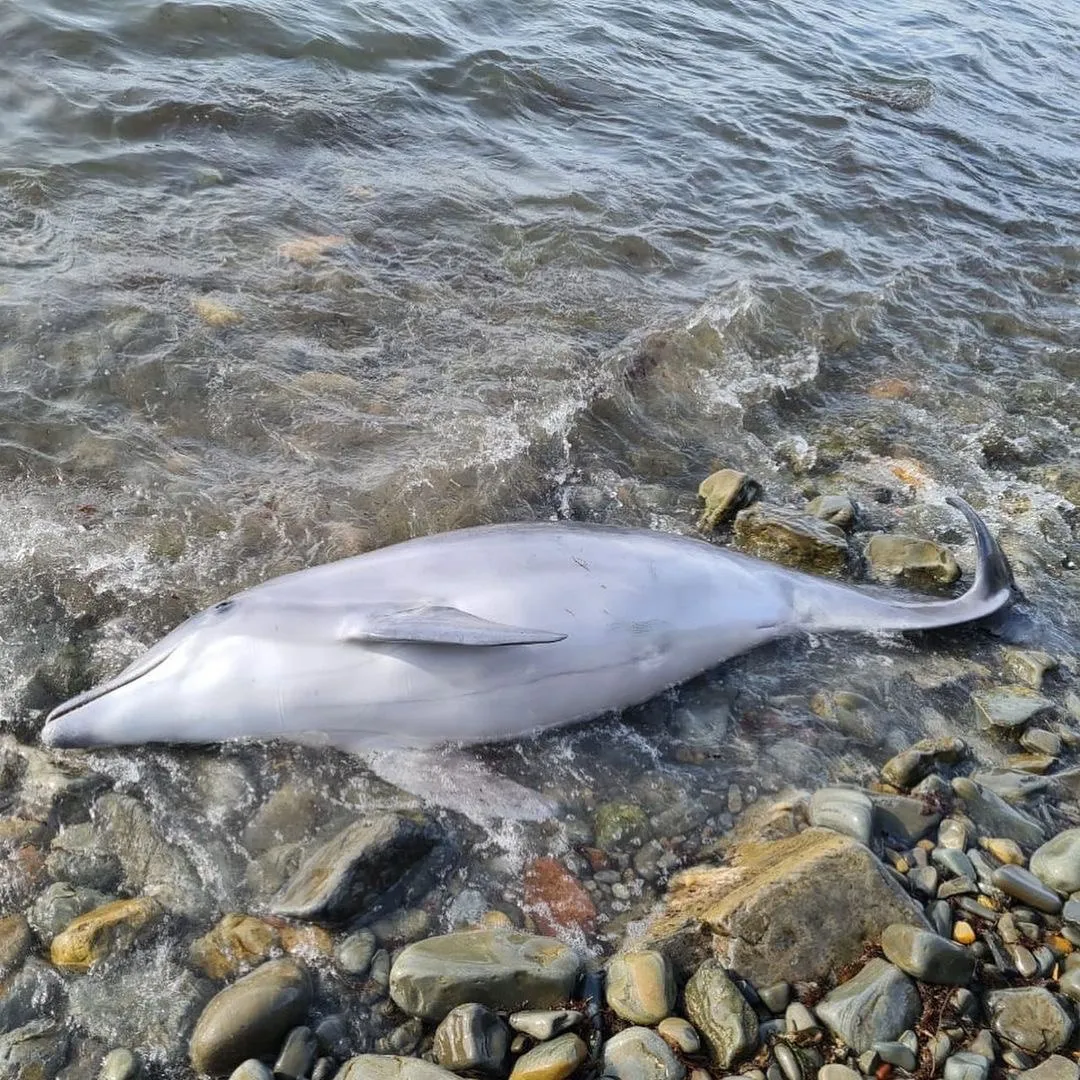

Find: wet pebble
758;982;791;1014
938;818;969;851
1006;943;1038;978
968;1030;995;1060
872;795;941;844
433;1004;510;1075
228;1062;272;1080
873;1042;916;1071
980;837;1025;866
773;1042;802;1080
606;950;676;1025
510;1032;588;1080
1021;728;1062;757
602;1027;685;1080
908;865;939;898
337;929;377;976
785;1003;820;1034
657;1018;700;1055
508;1011;582;1041
99;1048;140;1080
1056;967;1080;1002
950;778;1045;848
1019;1057;1080;1080
188;958;313;1076
973;686;1054;729
881;737;966;790
817;1067;860;1080
0;913;31;976
933;848;975;880
944;1052;990;1080
814;959;920;1053
274;1026;317;1080
1030;829;1080;895
992;865;1062;913
881;924;975;985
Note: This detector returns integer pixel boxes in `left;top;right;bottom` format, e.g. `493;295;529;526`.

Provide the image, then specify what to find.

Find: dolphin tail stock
792;496;1013;635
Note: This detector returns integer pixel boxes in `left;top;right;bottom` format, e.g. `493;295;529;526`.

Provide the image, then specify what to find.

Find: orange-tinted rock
523;859;596;936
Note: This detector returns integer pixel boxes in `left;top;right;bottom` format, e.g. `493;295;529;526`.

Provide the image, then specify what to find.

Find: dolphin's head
40;607;226;749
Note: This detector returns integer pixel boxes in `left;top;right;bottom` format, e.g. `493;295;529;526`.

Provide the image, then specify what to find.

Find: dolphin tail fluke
796;496;1013;635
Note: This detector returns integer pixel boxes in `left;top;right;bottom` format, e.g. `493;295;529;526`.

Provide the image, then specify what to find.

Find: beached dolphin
41;496;1011;820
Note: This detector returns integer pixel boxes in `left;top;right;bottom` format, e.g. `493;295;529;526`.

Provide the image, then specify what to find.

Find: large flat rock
639;827;930;985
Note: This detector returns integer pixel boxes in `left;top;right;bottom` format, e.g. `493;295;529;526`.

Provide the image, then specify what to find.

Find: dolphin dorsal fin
339;604;567;647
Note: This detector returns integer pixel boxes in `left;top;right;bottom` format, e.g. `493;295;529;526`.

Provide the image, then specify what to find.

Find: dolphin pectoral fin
338;605;567;647
358;746;560;825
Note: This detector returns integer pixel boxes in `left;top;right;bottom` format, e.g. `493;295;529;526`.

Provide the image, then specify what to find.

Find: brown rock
639;827;929;985
190;914;279;980
50;896;164;973
523;858;597;936
733;504;849;575
697;470;760;530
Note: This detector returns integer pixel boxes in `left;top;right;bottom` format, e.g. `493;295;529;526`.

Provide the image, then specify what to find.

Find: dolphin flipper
361;746;560;825
339;605;567;647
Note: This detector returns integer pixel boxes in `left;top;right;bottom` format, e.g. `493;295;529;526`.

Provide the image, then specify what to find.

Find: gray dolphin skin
41;496;1010;817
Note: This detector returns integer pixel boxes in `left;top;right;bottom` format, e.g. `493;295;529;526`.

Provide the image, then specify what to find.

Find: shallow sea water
1;0;1080;1068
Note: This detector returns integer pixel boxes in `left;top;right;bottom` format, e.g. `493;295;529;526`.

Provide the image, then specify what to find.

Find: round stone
606;951;676;1025
511;1033;588;1080
602;1027;685;1080
336;930;377;976
1031;830;1080;896
992;865;1062;914
99;1048;140;1080
228;1062;273;1080
657;1018;700;1055
980;838;1025;866
188;958;312;1076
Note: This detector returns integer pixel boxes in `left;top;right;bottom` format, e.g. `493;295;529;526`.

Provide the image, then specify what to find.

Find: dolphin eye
213;600;235;615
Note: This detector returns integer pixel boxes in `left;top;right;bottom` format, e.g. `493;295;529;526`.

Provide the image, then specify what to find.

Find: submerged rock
733;504;848;574
683;960;758;1068
188;958;312;1076
389;929;582;1022
880;737;966;789
433;1004;510;1075
808;787;873;845
0;1019;69;1080
28;882;113;944
190;914;279;980
50;896;164;973
270;813;442;923
806;495;856;530
815;959;920;1053
640;828;929;985
0;914;31;977
973;687;1054;730
522;858;596;936
950;778;1045;848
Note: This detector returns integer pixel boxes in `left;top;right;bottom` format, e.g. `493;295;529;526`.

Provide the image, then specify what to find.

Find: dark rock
432;1004;509;1075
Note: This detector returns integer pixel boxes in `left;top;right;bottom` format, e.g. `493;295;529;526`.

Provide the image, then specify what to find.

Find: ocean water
1;0;1079;1062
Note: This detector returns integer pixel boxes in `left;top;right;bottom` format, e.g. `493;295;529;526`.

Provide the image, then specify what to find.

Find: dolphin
40;496;1011;819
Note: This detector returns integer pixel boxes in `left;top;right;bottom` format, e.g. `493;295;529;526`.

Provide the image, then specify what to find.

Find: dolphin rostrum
41;496;1011;819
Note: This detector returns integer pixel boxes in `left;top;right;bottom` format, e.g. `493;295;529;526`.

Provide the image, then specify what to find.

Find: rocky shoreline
1;481;1079;1079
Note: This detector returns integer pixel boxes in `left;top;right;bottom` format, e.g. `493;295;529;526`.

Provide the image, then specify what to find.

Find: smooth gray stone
1057;967;1080;1002
814;959;920;1054
950;779;1046;848
605;950;676;1026
810;788;873;846
336;1057;461;1080
774;1042;802;1080
785;1003;820;1033
1006;944;1038;978
967;851;999;889
950;988;977;1018
856;1051;880;1076
992;865;1063;913
933;848;976;880
929;1034;952;1070
968;1030;995;1060
873;1042;915;1071
1031;829;1080;896
381;1019;423;1056
314;1015;351;1060
1034;946;1056;977
944;1052;989;1080
929;901;953;938
229;1062;273;1080
271;814;443;922
758;982;792;1015
1019;1056;1080;1080
937;818;970;851
274;1026;317;1080
508;1010;582;1041
817;1067;860;1080
99;1048;140;1080
602;1027;684;1080
683;960;758;1068
767;1064;783;1080
973;687;1053;729
1003;1050;1035;1072
1021;728;1062;757
653;1020;696;1056
908;866;939;898
759;1019;786;1042
432;1003;510;1076
938;876;978;899
1062;899;1080;924
983;987;1074;1053
958;897;998;921
881;924;974;986
0;958;66;1039
389;930;581;1022
873;795;941;843
899;1030;918;1053
311;1060;336;1080
188;959;312;1077
336;930;377;976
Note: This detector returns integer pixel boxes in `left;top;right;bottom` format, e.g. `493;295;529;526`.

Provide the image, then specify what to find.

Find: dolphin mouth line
43;647;175;725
